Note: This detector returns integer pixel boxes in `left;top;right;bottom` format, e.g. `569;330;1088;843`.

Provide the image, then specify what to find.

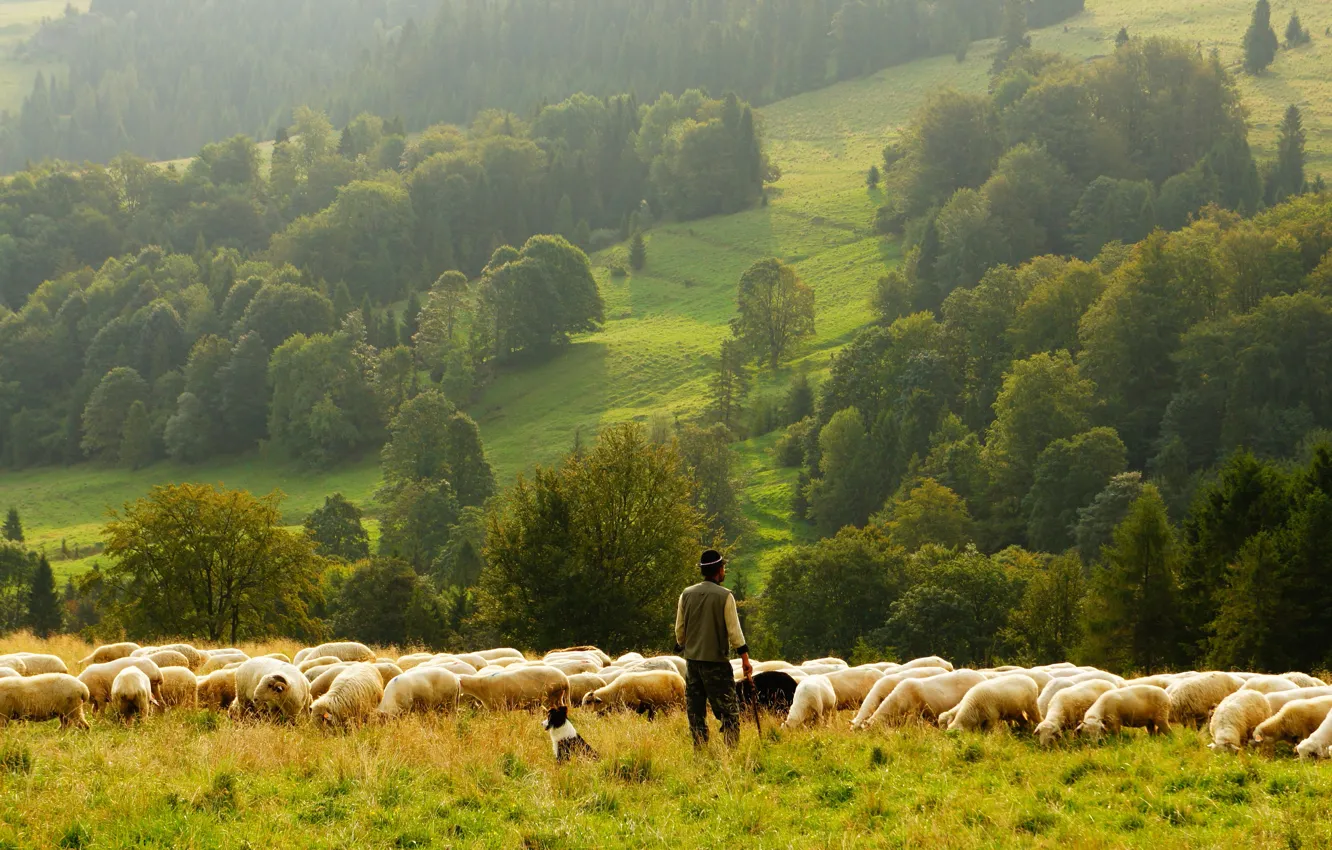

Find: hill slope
4;0;1332;584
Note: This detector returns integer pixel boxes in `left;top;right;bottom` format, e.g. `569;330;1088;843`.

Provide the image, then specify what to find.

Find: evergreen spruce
1115;27;1130;47
26;555;60;637
2;507;22;543
867;164;880;188
1285;11;1311;47
629;230;647;271
1243;0;1279;73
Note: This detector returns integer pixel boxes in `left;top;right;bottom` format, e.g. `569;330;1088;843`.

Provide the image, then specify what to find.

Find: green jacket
675;579;748;663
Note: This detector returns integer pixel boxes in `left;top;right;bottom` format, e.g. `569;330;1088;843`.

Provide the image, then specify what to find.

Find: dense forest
4;0;1084;168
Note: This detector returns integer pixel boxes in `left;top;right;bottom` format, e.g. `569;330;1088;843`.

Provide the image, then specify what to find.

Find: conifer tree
2;508;22;543
1243;0;1279;73
26;555;60;637
629;230;647;270
1285;11;1310;47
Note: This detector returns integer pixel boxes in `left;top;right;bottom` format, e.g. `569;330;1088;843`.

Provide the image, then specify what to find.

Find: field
4;0;1332;586
3;636;1332;849
0;0;87;115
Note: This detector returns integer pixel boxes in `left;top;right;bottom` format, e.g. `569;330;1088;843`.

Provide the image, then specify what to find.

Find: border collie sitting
543;704;599;762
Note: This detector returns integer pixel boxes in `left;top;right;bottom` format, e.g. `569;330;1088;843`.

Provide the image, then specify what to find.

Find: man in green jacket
675;549;751;747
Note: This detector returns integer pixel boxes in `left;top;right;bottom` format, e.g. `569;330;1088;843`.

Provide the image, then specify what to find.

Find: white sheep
753;660;796;673
157;667;199;709
1283;672;1326;689
198;669;237;710
850;667;949;728
377;667;462;718
422;658;478;677
458;665;569;710
198;651;249;675
311;662;384;727
802;657;849;670
547;658;603;676
1208;690;1273;753
1295;710;1332;759
583;670;685;717
476;648;526;662
782;674;838;728
11;653;68;675
452;652;491;670
614;652;645;666
0;673;90;729
110;666;156;721
304;642;376;663
1078;685;1171;740
0;655;26;675
1253;696;1332;751
299;656;344;674
900;656;953;672
1035;680;1116;746
823;667;884;710
233;658;310;719
946;674;1041;733
396;653;435;670
78;657;163;709
372;662;404;685
863;669;986;728
134;644;205;670
309;664;354;699
0;668;19;679
78;642;140;667
1166;671;1241;728
1265;686;1332;712
1241;675;1299;694
144;650;192;670
624;656;687;678
567;673;608;704
1124;674;1177;690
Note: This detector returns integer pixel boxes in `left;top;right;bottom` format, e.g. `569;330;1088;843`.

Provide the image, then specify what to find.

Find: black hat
699;550;726;574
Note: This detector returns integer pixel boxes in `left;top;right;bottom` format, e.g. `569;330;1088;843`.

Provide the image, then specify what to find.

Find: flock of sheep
3;641;1332;759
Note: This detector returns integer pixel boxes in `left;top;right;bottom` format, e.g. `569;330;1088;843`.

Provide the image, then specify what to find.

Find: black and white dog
543;704;599;762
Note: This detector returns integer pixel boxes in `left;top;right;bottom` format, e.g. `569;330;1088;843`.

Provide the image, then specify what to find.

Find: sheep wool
377;667;462;717
198;652;249;675
1035;680;1116;746
145;650;193;670
1208;690;1273;753
1078;685;1170;740
476;648;526;662
313;662;384;727
946;674;1041;733
823;667;884;710
1295;709;1332;759
78;642;141;668
0;673;90;728
458;666;570;710
865;669;986;728
158;667;199;709
782;674;838;729
1166;672;1241;728
11;653;68;675
233;658;309;719
566;674;608;705
583;670;685;717
1241;676;1299;695
0;656;26;676
1283;673;1326;689
110;666;155;721
1265;686;1332;713
198;669;238;710
309;664;354;699
304;642;376;664
1253;696;1332;749
850;667;950;728
0;668;19;679
79;658;163;709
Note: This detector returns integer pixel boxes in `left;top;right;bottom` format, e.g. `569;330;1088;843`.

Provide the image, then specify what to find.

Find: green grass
6;0;1332;587
0;0;88;116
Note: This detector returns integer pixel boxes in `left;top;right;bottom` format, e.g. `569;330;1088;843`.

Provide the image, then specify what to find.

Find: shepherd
675;549;752;748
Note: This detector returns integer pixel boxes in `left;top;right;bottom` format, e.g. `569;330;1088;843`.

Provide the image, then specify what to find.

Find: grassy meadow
2;636;1332;849
5;0;1332;587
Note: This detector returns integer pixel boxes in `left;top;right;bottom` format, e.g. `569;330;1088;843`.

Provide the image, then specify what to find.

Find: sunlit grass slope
6;0;1332;585
0;0;88;114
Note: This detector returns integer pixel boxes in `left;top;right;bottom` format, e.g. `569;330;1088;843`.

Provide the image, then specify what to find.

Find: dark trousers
685;659;740;747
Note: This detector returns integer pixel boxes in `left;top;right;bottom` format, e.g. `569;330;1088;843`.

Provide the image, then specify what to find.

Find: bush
776;417;815;467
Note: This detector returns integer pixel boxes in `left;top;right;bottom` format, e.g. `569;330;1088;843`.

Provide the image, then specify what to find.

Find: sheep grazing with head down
110;666;156;722
312;662;384;727
0;673;90;729
79;658;163;710
308;664;353;699
946;674;1040;734
850;667;950;728
822;667;884;710
198;651;248;675
233;658;310;720
1241;675;1299;695
0;656;26;676
1265;686;1332;712
582;670;685;718
1166;671;1241;728
1208;690;1273;753
1035;680;1117;746
134;644;206;670
78;642;141;668
0;668;19;679
144;650;192;670
9;653;68;675
304;642;376;664
1078;685;1170;741
197;669;237;710
900;656;953;672
158;667;199;709
1295;709;1332;759
458;666;569;710
1252;696;1332;752
1282;672;1326;689
377;667;461;718
567;674;607;705
862;670;985;729
782;674;838;729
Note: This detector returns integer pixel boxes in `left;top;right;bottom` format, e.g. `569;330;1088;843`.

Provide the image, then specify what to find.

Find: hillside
4;0;1332;586
0;0;87;114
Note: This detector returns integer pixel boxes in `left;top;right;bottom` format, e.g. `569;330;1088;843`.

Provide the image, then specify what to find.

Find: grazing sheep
396;653;435;670
1208;690;1273;753
197;669;238;710
145;650;193;670
423;658;478;677
477;648;526;662
753;660;796;673
802;657;849;670
79;642;140;667
1078;685;1171;740
488;657;526;668
614;652;645;666
1295;710;1332;759
453;653;491;670
372;662;403;685
1037;679;1078;717
0;656;26;676
1035;681;1117;746
1265;686;1332;712
1125;675;1177;690
567;674;607;705
1253;696;1332;751
547;658;603;676
546;646;612;666
865;669;987;728
198;651;249;675
1166;672;1241;728
377;667;461;718
158;667;199;709
946;674;1041;733
11;653;68;675
1283;673;1326;689
823;667;884;710
795;664;844;676
79;658;163;709
0;673;90;729
458;666;569;710
782;674;838;729
625;656;688;678
304;642;376;663
901;656;954;672
143;644;205;670
312;662;384;727
1241;675;1299;695
309;664;354;699
233;658;310;719
299;656;344;674
583;670;685;718
110;667;156;721
0;668;20;679
737;671;800;716
850;667;950;728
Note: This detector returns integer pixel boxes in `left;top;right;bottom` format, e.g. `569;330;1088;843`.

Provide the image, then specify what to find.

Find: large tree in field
732;258;816;367
1243;0;1279;74
479;423;704;652
102;484;326;642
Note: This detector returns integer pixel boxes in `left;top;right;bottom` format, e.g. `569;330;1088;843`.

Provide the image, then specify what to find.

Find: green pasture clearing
6;0;1332;586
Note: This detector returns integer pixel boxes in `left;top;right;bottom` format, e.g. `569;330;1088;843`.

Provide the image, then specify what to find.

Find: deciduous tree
732;258;816;367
